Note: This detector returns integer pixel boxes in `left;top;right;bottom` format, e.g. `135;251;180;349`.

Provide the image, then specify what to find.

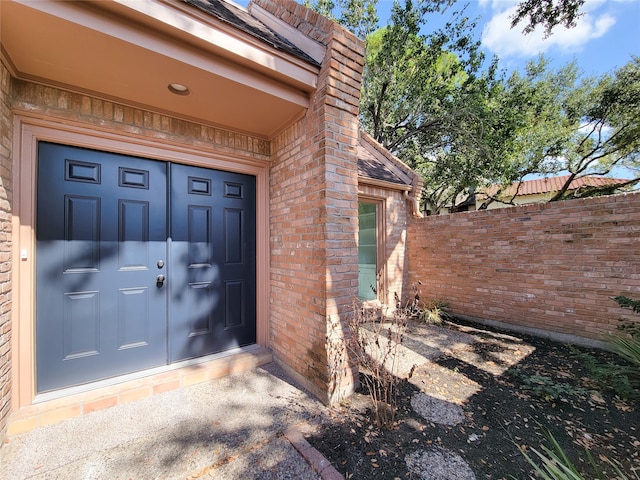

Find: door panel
36;142;168;393
169;163;256;362
36;143;257;393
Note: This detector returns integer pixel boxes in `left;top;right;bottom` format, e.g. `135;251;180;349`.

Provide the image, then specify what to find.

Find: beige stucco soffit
1;0;319;138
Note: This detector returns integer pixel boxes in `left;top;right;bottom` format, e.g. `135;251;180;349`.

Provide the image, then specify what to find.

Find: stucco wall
259;0;364;403
408;193;640;344
0;60;13;441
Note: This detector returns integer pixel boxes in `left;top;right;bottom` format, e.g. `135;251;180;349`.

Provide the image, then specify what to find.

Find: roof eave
358;176;412;192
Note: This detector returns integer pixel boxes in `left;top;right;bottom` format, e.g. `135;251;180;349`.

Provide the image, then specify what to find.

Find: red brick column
0;60;14;441
257;0;364;403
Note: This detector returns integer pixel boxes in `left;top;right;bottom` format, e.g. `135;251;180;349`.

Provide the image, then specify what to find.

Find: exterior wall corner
0;58;15;442
264;0;364;404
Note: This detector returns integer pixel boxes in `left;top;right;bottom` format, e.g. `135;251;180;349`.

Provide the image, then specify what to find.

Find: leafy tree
307;0;640;213
479;56;640;208
546;57;640;201
358;0;507;213
307;0;590;40
511;0;585;37
475;56;586;209
304;0;378;38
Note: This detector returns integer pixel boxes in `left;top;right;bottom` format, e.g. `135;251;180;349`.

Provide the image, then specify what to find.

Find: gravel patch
406;447;476;480
1;364;327;480
411;393;465;426
404;323;476;358
201;435;321;480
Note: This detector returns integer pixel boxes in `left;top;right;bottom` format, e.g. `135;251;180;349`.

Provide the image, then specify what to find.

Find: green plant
614;295;640;314
610;335;640;371
519;430;583;480
513;372;588;402
571;348;637;400
408;282;451;324
610;296;640;372
417;298;452;324
518;428;639;480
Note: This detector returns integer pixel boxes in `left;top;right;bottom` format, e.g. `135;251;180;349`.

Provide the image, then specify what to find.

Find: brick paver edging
284;427;344;480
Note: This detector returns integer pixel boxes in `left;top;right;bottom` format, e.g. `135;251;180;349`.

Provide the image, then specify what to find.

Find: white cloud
481;2;617;59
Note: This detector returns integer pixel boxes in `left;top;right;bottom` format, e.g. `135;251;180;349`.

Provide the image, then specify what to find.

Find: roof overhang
358;177;412;192
1;0;320;138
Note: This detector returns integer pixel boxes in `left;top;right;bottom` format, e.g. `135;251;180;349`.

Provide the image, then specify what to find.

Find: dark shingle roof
357;142;406;185
181;0;320;67
357;131;415;187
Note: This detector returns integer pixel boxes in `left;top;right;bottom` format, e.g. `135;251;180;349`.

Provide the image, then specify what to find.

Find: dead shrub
346;297;415;428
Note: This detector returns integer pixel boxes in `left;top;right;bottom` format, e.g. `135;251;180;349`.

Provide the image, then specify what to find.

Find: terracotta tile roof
181;0;320;66
483;174;629;197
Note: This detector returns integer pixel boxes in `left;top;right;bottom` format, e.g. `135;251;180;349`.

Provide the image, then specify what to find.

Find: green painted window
358;202;377;301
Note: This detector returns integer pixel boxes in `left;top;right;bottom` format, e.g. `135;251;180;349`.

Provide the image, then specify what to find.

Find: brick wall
10;81;269;160
408;193;640;344
0;60;14;441
7;0;366;408
258;0;364;403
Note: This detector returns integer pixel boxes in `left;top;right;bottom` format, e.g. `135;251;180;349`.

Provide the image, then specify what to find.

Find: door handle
156;274;165;286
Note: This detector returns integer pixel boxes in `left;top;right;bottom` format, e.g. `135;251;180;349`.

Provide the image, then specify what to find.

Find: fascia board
358;177;412;192
13;0;316;106
115;0;319;89
249;4;326;64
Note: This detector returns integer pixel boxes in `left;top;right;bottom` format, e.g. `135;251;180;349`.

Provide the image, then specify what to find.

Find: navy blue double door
36;142;256;393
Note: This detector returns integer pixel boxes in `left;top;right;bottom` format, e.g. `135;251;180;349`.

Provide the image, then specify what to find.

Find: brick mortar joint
11;85;268;156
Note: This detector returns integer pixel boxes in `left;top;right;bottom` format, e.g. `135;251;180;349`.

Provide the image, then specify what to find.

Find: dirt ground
305;317;640;479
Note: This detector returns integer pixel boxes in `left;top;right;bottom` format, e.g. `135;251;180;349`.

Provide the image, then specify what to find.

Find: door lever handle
156;274;165;286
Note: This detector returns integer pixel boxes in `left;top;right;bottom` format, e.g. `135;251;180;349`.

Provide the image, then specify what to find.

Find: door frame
11;115;270;409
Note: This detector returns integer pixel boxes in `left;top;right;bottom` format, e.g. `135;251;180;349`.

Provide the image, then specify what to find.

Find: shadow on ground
1;363;327;480
306;317;640;480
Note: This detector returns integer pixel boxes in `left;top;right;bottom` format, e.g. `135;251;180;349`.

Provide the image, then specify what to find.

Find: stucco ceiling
1;0;319;139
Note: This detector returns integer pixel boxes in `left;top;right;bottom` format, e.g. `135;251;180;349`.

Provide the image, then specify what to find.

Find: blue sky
233;0;639;179
374;0;639;77
235;0;639;77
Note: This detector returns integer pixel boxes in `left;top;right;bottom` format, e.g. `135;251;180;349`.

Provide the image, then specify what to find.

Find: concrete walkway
0;363;343;480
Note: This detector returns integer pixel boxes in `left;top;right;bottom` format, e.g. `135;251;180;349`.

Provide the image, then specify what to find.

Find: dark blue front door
169;163;256;362
36;142;256;393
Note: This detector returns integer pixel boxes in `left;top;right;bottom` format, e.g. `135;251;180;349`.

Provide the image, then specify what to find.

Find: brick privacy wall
258;0;364;403
408;193;640;343
359;184;409;305
0;60;14;441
